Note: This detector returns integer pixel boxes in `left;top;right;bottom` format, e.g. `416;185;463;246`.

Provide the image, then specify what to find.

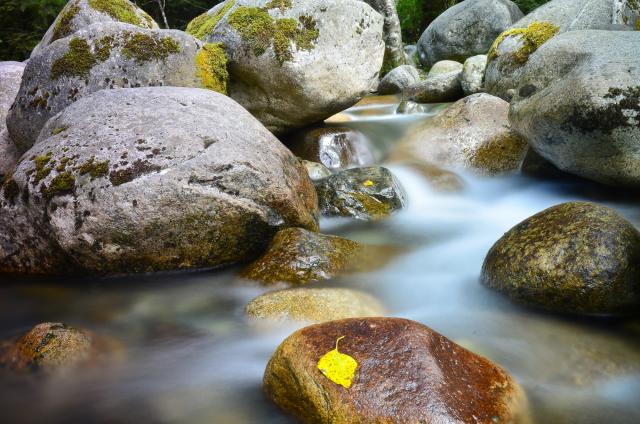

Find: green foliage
512;0;550;14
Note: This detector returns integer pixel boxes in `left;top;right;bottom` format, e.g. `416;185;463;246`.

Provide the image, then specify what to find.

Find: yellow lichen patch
487;21;560;64
195;43;229;94
317;336;358;389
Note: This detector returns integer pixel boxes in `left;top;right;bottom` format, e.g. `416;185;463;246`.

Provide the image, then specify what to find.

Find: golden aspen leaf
363;180;374;187
317;336;358;389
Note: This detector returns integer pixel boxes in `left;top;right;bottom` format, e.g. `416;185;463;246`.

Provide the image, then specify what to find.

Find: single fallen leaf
363;180;374;187
317;336;358;389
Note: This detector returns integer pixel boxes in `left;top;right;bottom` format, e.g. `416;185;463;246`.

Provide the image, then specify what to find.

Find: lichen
195;43;229;94
488;21;560;64
78;158;110;179
42;172;75;199
121;33;181;63
52;1;81;42
50;38;97;80
87;0;152;28
186;0;236;40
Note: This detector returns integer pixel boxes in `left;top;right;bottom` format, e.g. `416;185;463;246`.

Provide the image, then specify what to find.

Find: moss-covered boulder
245;288;385;323
377;64;421;95
0;61;24;179
508;30;640;186
264;318;529;423
417;0;523;68
31;0;158;57
315;166;405;220
241;227;396;285
287;127;375;171
187;0;385;134
390;93;528;175
0;87;318;275
485;0;639;99
482;202;640;314
8;23;228;153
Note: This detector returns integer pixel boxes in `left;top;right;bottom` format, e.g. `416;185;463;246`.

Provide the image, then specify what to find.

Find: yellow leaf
363;180;374;187
317;336;358;389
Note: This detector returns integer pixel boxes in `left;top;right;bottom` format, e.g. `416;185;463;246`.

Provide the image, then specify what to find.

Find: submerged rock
482;202;640;314
417;0;523;68
315;167;405;220
192;0;385;134
0;61;24;178
377;65;421;95
461;54;488;95
240;228;396;285
264;317;528;423
508;30;640;186
8;23;227;152
288;127;375;171
390;93;527;175
245;288;385;323
403;70;463;103
31;0;158;57
1;87;318;275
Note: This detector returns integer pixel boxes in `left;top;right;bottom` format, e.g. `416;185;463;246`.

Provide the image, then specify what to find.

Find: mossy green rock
31;0;158;58
481;202;640;314
8;23;228;153
315;166;405;220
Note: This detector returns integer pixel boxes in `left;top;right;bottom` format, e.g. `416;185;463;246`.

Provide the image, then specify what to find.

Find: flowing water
1;97;639;424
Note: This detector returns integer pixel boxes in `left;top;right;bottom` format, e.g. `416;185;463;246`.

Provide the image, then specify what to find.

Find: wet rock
390;93;527;175
1;87;318;275
315;167;405;220
360;0;405;73
31;0;158;57
0;61;24;178
396;100;427;114
485;0;639;99
377;65;421;95
417;0;523;68
264;317;528;423
8;22;227;152
481;202;640;314
288;127;375;171
392;160;465;192
193;0;385;134
403;71;464;103
240;228;396;285
245;288;385;323
508;30;640;186
302;160;332;181
461;54;488;95
0;323;97;372
427;60;463;77
520;148;568;180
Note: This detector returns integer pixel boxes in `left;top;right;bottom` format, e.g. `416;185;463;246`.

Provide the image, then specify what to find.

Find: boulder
403;71;464;103
509;30;640;186
377;65;421;95
264;317;528;423
427;60;463;77
482;202;640;314
1;87;318;275
31;0;158;57
461;54;488;95
315;167;405;220
359;0;405;73
0;61;25;178
8;23;228;152
190;0;385;134
245;288;385;323
390;93;528;175
287;127;375;171
417;0;523;68
302;160;332;181
240;227;396;285
485;0;639;99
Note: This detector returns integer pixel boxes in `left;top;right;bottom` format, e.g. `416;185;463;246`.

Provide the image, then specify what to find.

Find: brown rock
391;160;465;192
264;317;528;423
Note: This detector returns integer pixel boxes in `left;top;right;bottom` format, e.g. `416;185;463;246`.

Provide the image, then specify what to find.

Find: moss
42;172;75;199
195;43;229;94
229;6;275;56
2;176;19;204
87;0;149;27
109;159;161;186
52;1;81;42
50;38;97;80
266;0;292;12
33;153;54;183
78;158;110;179
186;0;236;40
488;21;560;64
121;33;180;63
51;126;69;135
95;36;115;61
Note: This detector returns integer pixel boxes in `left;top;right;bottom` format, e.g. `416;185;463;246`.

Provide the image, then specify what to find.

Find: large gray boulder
8;23;227;153
191;0;385;134
417;0;523;68
377;65;421;95
31;0;158;57
360;0;405;72
509;30;640;186
0;87;319;275
0;62;24;179
485;0;640;99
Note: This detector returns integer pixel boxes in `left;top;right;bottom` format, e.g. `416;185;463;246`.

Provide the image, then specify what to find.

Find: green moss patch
33;152;54;183
42;172;75;199
196;43;229;94
186;0;236;40
52;1;81;42
2;176;19;204
266;0;292;12
87;0;153;28
50;38;97;80
488;21;560;64
121;33;180;63
78;158;110;179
